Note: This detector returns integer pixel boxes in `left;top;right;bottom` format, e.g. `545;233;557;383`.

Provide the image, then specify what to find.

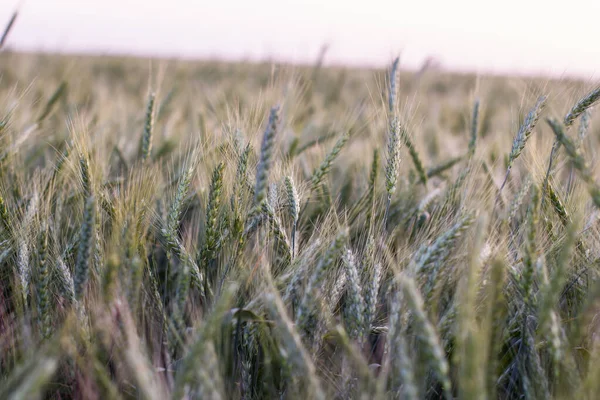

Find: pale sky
2;0;600;78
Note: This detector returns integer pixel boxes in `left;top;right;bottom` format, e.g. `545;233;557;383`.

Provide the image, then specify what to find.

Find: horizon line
2;46;596;83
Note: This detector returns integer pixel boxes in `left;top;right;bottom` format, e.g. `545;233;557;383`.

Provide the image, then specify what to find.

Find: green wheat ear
254;106;280;208
55;256;75;304
35;223;51;339
388;56;400;115
578;109;591;144
102;253;119;303
362;235;380;334
234;143;252;201
564;86;600;127
468;99;480;156
547;117;600;208
499;95;547;193
341;247;364;342
520;184;539;310
401;127;427;185
413;213;474;301
546;181;570;226
74;195;95;301
365;148;379;227
296;229;348;349
542;91;597;206
202;162;225;293
506;176;532;238
165;164;194;252
544;104;594;207
310;132;349;190
0;193;11;236
261;201;292;267
80;154;93;197
384;118;402;220
284;176;299;257
140;92;156;161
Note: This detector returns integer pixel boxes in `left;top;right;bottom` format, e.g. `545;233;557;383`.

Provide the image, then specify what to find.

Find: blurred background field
1;50;595;173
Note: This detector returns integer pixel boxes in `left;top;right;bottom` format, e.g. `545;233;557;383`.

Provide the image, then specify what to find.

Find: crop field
1;50;600;399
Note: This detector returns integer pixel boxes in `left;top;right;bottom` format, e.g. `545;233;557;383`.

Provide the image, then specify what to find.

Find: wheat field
1;50;600;399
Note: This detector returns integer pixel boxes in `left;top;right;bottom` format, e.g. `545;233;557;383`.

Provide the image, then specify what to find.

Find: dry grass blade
265;292;325;400
38;82;67;123
400;275;452;400
426;155;464;179
0;9;18;50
